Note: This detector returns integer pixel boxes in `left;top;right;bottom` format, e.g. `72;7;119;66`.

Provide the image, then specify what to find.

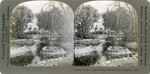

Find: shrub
118;40;126;47
74;50;100;66
12;40;35;47
105;36;114;41
36;36;49;58
17;33;32;39
10;51;34;66
38;52;65;60
103;37;115;52
92;31;104;34
24;40;35;46
83;34;93;39
25;31;40;35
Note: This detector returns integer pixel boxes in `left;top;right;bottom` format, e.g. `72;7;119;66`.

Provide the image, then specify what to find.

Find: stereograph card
0;0;150;74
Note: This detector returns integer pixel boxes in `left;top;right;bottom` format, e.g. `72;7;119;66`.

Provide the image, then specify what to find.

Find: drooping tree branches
102;3;138;42
36;2;74;42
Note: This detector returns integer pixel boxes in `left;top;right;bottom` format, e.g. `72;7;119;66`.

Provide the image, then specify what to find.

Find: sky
19;1;113;14
0;0;150;14
20;1;49;14
18;1;114;29
84;1;113;24
84;1;137;14
8;1;148;30
17;1;116;14
83;1;137;26
20;1;69;14
16;1;135;30
84;1;113;14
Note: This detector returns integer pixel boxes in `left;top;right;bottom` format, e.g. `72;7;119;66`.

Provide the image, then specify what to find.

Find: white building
89;18;105;33
89;22;105;33
24;18;39;32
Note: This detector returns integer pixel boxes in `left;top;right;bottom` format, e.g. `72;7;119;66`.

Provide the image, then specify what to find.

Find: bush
92;31;104;34
76;33;95;39
36;36;49;58
12;39;35;47
17;33;32;39
83;34;94;39
103;37;115;53
74;51;100;66
105;36;114;41
25;31;40;35
38;52;65;60
118;40;126;47
10;51;34;66
24;40;35;46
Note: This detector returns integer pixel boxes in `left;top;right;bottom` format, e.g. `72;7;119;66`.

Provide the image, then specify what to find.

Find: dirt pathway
93;54;138;67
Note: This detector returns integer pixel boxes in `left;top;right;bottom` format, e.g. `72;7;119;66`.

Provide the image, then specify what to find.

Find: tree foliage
36;2;74;42
102;4;138;42
102;6;131;32
11;5;34;38
75;5;100;39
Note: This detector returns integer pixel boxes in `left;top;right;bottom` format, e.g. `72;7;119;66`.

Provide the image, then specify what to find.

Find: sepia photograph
9;0;138;67
10;1;74;66
74;1;138;67
1;0;150;74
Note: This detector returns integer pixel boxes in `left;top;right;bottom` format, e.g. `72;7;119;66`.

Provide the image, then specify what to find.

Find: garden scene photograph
74;1;138;67
10;1;74;66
